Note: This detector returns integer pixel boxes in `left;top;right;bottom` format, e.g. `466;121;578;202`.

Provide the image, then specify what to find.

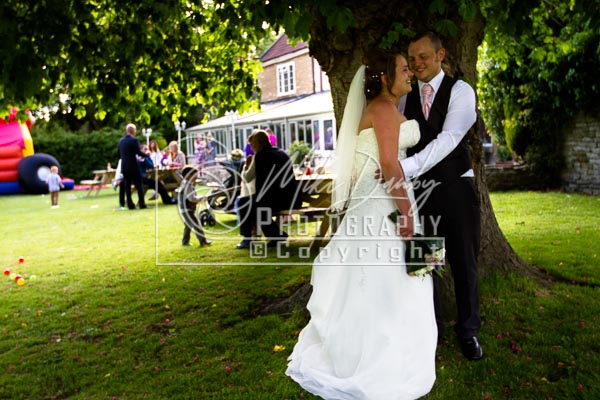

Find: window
277;63;295;95
298;119;313;146
324;119;334;150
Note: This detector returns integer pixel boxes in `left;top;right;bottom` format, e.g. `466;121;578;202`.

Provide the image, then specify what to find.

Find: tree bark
262;2;545;317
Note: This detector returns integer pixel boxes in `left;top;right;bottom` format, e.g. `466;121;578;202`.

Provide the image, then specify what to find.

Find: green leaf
434;19;458;38
529;47;546;62
458;0;477;21
381;22;413;49
429;0;447;15
327;7;356;32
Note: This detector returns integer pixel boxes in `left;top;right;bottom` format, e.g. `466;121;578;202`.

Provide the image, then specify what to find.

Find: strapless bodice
350;120;420;201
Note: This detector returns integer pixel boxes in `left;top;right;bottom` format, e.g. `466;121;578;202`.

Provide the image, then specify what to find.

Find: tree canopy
0;0;266;125
2;0;598;172
1;0;485;127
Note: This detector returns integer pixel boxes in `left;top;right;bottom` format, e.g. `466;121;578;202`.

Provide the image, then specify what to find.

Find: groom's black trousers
416;176;481;338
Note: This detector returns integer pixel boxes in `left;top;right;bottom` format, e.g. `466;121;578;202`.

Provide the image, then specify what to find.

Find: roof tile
261;34;308;62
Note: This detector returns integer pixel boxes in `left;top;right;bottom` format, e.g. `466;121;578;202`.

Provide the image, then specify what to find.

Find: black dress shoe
200;240;212;246
236;240;251;249
458;336;484;361
267;233;288;247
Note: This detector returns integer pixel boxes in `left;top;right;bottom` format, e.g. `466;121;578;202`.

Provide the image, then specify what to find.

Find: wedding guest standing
205;132;216;166
194;133;207;176
118;123;148;209
266;127;277;146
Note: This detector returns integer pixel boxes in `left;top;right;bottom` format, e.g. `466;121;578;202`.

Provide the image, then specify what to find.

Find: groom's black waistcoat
405;75;472;185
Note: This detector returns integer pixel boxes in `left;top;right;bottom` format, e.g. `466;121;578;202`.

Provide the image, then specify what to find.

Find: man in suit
118;123;148;209
399;31;483;360
236;129;302;249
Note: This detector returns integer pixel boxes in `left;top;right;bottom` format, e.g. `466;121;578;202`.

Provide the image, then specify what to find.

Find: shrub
287;140;312;165
496;145;512;162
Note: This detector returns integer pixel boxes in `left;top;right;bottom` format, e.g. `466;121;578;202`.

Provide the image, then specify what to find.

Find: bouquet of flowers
388;209;446;277
404;235;446;277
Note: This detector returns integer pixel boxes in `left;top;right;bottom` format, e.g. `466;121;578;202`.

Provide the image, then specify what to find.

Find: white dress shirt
399;70;477;179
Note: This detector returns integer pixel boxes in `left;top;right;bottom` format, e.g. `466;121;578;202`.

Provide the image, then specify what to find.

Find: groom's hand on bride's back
374;161;406;184
374;168;386;184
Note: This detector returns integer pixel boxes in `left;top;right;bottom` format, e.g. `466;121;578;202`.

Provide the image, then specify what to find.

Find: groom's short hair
410;31;443;51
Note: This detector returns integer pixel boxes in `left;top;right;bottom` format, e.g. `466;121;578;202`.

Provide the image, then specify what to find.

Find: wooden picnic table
279;173;337;250
296;173;334;209
80;169;116;197
146;167;183;195
80;167;184;197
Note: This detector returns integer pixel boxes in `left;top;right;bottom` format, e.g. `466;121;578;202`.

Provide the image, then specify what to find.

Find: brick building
186;34;336;161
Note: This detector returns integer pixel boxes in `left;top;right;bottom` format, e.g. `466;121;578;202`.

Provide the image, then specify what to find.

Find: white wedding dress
286;120;437;400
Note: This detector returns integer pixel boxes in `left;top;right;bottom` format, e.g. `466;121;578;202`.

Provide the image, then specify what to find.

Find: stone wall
484;163;544;191
561;109;600;195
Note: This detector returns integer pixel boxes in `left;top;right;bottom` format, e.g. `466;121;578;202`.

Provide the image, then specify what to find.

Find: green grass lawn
0;189;598;399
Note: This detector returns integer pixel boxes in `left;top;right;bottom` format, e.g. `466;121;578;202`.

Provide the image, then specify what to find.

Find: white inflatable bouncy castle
0;108;73;194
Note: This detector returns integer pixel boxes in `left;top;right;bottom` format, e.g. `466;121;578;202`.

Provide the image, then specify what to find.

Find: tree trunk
262;2;545;317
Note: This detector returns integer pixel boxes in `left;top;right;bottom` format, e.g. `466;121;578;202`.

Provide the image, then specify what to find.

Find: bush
477;3;599;187
287;140;312;165
496;145;512;162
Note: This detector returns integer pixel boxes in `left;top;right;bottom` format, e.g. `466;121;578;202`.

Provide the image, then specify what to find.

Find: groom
398;31;483;360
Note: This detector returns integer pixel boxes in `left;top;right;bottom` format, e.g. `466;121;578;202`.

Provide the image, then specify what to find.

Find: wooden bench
80;169;116;197
80;179;104;197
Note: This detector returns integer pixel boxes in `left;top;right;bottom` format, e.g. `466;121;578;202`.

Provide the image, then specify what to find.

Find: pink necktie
422;84;433;120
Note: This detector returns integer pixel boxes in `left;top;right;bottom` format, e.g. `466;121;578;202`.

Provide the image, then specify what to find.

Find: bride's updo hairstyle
363;50;399;101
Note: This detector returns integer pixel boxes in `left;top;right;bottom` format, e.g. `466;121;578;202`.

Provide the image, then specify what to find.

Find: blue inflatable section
0;181;23;195
0;179;73;195
62;178;74;190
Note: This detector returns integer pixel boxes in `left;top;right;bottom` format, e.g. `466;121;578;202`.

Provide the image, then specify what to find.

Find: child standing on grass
46;165;64;208
178;170;211;247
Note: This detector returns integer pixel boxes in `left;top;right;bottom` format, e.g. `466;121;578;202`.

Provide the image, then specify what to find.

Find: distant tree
478;0;600;184
0;0;263;125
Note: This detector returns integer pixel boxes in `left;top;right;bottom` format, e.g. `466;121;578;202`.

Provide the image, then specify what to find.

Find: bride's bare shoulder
358;106;375;132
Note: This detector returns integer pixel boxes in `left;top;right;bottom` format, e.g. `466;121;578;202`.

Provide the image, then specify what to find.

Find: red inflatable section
0;171;18;181
0;108;40;194
0;145;23;158
0;145;22;183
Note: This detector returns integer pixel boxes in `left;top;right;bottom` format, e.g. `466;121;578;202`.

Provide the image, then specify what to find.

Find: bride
286;51;437;399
